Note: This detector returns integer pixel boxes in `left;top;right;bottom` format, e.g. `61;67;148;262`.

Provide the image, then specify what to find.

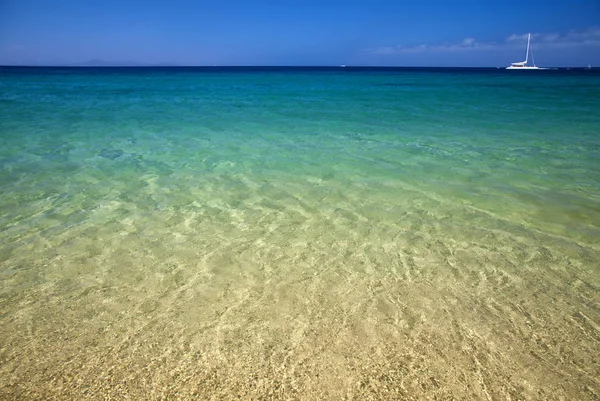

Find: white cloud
460;38;476;46
506;33;527;43
362;38;495;55
509;27;600;46
363;27;600;56
538;34;560;43
563;26;600;43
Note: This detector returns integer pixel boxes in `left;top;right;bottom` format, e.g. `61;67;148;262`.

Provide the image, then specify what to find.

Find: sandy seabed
1;183;599;400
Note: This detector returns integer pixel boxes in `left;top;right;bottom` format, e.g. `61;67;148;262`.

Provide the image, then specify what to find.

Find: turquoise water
1;67;600;399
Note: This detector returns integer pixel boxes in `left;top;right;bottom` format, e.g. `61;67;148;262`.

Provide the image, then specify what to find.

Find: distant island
69;59;180;67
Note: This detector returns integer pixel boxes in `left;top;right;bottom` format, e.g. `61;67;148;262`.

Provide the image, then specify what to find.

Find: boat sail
507;33;540;70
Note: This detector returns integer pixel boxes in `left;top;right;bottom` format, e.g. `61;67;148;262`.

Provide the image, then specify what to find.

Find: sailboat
507;33;541;70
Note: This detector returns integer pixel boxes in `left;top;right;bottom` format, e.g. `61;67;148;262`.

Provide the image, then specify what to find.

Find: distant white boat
507;33;543;70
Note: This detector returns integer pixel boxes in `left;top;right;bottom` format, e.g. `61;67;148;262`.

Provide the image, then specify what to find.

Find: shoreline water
1;67;599;399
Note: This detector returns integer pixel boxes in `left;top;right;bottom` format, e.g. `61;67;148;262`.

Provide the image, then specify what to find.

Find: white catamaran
507;33;541;70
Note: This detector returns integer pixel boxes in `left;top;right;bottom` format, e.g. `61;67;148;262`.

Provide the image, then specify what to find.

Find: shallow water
1;67;599;399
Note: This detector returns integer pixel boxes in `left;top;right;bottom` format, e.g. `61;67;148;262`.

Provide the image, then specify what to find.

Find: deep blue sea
1;67;599;399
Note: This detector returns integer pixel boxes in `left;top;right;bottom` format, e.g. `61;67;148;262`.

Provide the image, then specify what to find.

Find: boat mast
525;33;530;65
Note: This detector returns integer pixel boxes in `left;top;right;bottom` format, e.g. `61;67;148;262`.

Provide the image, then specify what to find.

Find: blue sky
1;0;599;67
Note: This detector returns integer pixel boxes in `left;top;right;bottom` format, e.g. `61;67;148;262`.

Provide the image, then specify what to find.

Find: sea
1;66;599;399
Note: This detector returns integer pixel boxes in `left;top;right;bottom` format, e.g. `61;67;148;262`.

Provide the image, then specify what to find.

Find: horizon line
1;64;595;69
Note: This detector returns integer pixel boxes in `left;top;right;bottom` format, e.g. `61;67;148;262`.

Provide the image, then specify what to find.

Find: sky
1;0;599;67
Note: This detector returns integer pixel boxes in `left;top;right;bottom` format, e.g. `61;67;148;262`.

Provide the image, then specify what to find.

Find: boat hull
506;66;540;70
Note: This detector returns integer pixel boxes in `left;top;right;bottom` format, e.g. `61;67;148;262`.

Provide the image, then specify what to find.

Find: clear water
1;67;599;399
